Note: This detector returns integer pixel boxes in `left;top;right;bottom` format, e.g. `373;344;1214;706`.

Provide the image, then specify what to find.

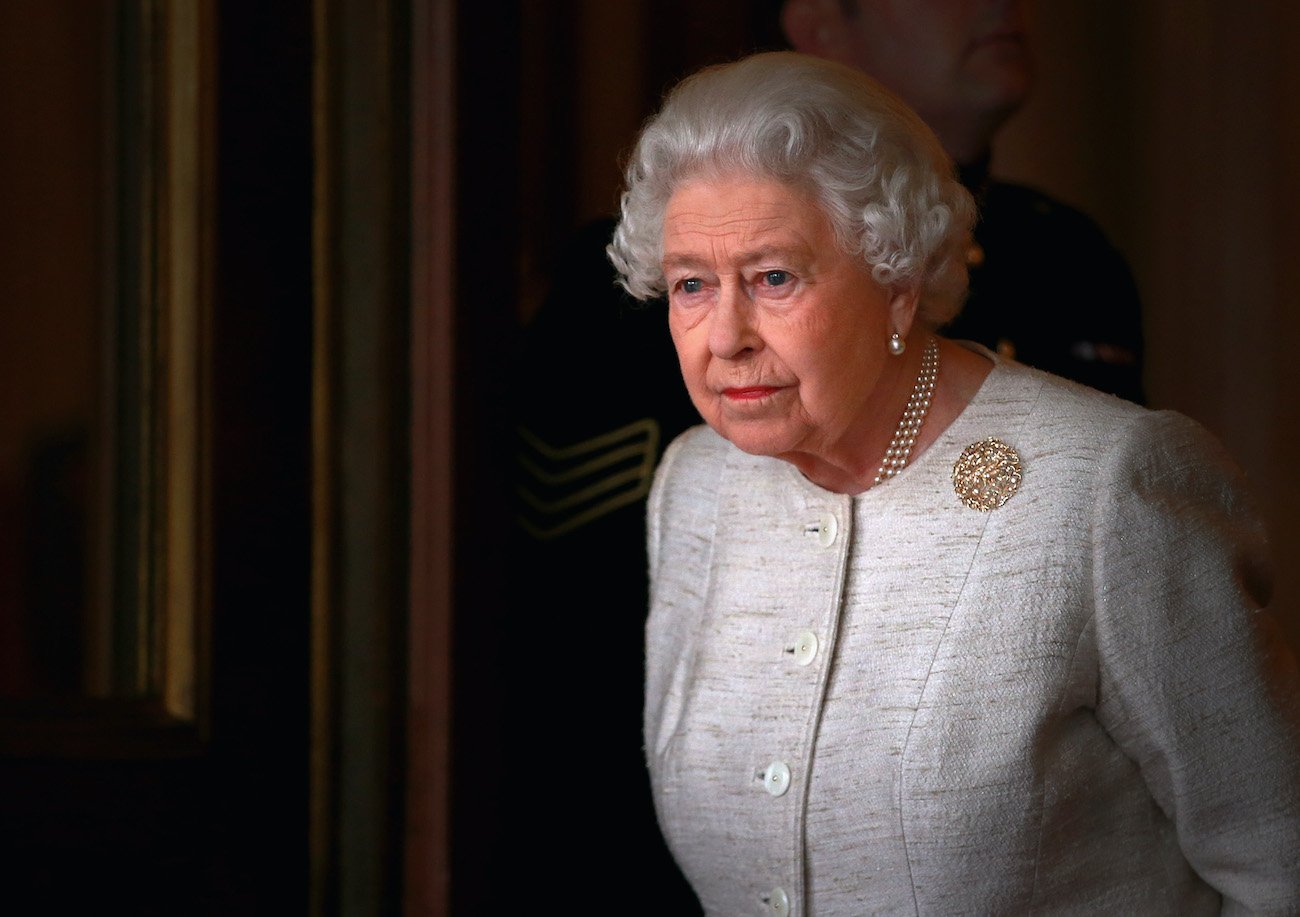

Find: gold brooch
952;438;1023;511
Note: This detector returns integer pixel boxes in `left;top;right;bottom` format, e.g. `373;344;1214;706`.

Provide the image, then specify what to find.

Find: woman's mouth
723;386;783;401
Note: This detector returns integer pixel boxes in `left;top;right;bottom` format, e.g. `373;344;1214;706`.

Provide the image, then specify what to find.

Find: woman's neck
787;334;994;496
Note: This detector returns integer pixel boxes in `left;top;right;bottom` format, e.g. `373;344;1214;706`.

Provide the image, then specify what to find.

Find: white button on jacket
762;761;791;797
816;512;837;546
792;631;818;666
811;513;837;547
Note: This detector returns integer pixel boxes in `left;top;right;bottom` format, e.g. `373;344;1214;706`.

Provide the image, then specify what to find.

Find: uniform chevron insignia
516;418;661;540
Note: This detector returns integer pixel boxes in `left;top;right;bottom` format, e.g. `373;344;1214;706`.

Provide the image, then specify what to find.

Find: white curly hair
606;51;976;327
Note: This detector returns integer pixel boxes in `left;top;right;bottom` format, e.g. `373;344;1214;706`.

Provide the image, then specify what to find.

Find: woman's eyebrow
738;244;808;266
661;252;708;269
662;243;809;271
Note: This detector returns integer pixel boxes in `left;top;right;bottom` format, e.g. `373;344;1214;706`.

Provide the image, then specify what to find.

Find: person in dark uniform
507;220;702;911
781;0;1144;401
505;2;1142;910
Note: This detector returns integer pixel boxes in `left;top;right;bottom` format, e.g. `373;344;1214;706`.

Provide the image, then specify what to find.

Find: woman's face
662;174;910;463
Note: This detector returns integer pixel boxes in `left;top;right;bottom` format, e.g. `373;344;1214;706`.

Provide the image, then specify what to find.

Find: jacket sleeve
1091;410;1300;914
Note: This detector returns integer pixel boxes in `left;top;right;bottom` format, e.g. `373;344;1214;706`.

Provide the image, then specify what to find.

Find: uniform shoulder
983;180;1104;227
979;179;1126;254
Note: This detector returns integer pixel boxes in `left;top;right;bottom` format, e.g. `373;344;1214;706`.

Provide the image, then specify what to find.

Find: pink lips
723;386;782;401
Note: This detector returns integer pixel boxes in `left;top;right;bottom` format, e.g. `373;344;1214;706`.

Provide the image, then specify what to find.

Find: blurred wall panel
998;0;1300;650
0;0;107;699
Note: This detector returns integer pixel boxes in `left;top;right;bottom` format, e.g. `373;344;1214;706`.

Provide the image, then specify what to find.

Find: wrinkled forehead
661;168;849;263
660;172;850;272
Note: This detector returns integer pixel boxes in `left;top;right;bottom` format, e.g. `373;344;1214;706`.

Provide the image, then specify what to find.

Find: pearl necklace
874;337;939;485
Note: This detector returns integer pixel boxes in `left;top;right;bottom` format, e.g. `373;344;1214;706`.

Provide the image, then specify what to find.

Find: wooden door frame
405;0;454;912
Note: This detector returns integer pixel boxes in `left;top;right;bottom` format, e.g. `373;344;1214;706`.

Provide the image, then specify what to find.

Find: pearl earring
888;332;906;356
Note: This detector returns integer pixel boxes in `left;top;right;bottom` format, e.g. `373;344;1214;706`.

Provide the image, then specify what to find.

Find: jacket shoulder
646;425;729;573
649;425;732;527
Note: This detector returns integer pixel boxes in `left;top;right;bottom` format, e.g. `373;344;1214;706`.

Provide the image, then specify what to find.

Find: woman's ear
889;287;921;340
781;0;853;61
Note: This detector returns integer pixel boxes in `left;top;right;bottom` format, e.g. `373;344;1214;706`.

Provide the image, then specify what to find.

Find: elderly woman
607;52;1300;915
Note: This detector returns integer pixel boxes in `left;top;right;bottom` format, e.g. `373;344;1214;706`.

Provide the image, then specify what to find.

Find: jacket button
792;631;818;666
815;513;837;547
804;513;838;547
762;761;791;797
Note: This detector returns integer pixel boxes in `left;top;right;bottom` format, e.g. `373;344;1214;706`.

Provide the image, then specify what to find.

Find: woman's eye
763;270;790;287
681;278;703;293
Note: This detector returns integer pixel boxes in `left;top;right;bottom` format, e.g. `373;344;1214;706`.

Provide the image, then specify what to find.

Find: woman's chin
709;419;798;459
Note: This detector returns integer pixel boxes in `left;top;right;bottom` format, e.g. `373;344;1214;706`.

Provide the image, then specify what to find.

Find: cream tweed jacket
645;358;1300;916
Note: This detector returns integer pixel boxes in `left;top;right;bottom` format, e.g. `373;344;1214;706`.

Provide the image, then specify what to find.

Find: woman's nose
708;284;759;359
